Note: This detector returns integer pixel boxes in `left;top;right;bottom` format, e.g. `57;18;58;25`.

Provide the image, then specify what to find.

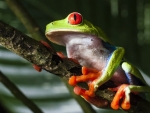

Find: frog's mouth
45;30;92;46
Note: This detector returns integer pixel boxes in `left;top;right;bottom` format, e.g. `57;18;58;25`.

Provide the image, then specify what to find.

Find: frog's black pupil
74;14;77;21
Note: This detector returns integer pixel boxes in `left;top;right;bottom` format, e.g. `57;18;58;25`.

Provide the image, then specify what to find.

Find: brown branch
0;20;150;113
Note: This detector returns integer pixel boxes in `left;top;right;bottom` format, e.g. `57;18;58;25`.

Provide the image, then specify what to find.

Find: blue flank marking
125;72;145;86
125;72;134;85
101;40;117;67
101;40;116;53
125;72;146;98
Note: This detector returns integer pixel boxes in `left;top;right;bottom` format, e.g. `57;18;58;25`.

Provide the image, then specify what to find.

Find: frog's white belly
70;46;110;70
66;37;111;71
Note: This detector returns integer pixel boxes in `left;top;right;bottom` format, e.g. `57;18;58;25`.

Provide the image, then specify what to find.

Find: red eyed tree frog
43;12;150;110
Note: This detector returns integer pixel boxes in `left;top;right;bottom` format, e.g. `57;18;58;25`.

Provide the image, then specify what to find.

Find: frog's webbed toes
121;86;131;109
33;64;42;72
40;40;53;50
69;76;77;86
68;66;101;86
85;83;95;97
74;86;86;95
121;98;130;110
110;84;130;110
74;86;108;108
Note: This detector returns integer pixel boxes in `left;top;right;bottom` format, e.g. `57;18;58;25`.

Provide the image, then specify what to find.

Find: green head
45;12;109;45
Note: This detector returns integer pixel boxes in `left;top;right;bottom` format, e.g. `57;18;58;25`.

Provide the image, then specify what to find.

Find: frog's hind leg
110;61;150;110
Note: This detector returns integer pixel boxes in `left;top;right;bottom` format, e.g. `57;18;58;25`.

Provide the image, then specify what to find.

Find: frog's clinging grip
45;12;150;110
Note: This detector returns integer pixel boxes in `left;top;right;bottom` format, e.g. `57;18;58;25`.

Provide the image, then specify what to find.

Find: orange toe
74;86;86;95
121;101;130;110
85;83;95;97
40;40;53;50
68;58;79;64
57;52;66;58
74;86;108;107
111;84;129;110
111;102;119;110
121;95;131;109
82;66;89;75
68;76;76;86
82;66;100;75
108;86;120;92
33;64;42;72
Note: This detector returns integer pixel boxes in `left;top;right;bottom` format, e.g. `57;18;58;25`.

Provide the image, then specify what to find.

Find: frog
39;12;150;110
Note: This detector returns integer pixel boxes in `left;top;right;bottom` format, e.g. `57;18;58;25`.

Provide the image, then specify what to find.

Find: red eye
68;12;82;25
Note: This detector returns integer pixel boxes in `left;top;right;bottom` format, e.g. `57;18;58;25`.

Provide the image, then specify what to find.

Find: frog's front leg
94;47;125;90
110;62;150;110
69;66;102;97
69;47;125;97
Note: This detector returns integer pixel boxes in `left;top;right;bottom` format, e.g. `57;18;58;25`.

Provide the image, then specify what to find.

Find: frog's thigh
122;61;148;85
123;85;150;109
127;85;150;92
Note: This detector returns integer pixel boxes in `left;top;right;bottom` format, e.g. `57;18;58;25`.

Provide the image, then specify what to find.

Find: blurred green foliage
0;0;150;113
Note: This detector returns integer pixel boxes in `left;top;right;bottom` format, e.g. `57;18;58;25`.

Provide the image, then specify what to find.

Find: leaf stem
0;71;43;113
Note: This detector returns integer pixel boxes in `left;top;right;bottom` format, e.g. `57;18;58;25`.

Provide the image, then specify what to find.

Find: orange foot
109;84;131;110
74;86;108;107
69;66;101;97
33;64;42;72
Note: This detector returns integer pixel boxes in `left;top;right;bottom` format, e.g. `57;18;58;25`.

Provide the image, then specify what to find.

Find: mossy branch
0;20;150;113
